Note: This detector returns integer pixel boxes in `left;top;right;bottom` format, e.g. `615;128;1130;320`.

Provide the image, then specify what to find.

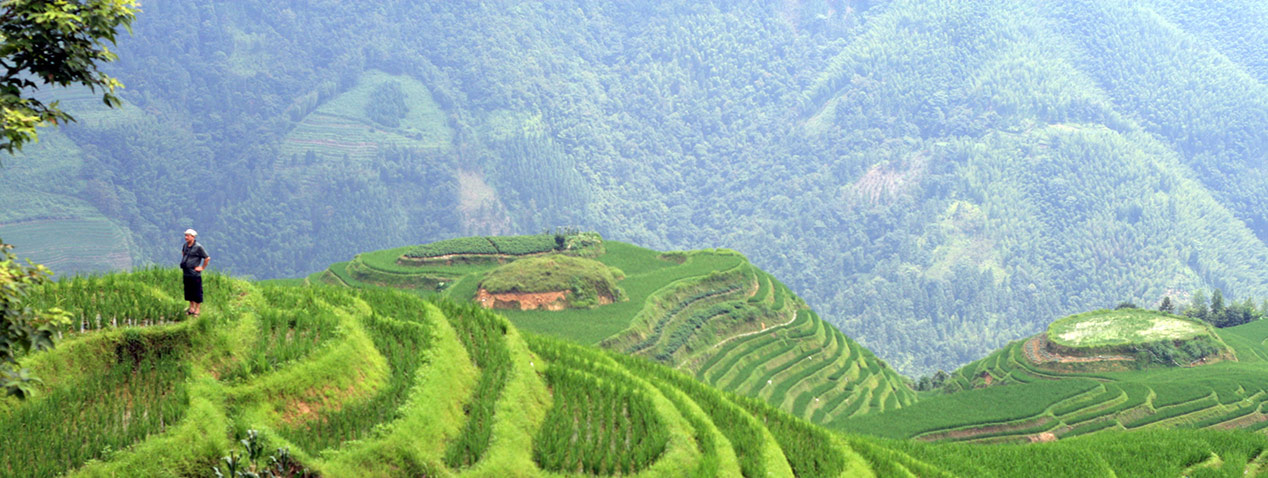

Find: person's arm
195;247;209;272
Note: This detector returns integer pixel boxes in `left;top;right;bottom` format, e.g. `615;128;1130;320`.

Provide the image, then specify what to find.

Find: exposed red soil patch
475;289;561;311
279;384;361;425
1024;334;1134;365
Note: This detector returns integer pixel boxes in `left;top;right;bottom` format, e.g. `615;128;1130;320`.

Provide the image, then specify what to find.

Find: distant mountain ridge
3;0;1268;377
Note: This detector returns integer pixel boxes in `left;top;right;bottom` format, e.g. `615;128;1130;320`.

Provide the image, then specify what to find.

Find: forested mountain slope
4;0;1267;376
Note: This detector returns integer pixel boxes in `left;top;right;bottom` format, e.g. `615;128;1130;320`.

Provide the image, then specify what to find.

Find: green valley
4;0;1268;379
8;0;1268;474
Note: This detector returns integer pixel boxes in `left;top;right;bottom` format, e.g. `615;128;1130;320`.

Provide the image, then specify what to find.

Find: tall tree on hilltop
1211;289;1226;325
1188;290;1209;321
0;0;137;398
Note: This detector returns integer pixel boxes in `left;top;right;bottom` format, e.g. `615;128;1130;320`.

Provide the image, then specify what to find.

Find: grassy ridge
8;269;1268;475
841;315;1268;444
314;237;916;426
480;254;623;300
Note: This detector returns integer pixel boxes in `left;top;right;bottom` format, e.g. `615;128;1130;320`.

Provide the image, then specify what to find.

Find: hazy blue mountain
4;0;1267;376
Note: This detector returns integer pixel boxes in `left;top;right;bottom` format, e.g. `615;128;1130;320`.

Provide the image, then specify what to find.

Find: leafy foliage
0;0;137;153
0;328;189;477
0;240;69;398
479;254;624;303
405;237;499;258
365;81;408;128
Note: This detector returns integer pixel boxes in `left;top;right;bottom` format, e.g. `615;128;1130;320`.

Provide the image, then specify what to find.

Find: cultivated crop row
618;278;747;355
696;311;813;384
654;301;763;363
403;234;568;259
754;318;834;398
528;335;728;477
723;320;823;392
0;329;189;477
280;293;433;452
220;287;343;382
405;237;499;258
532;366;668;475
747;269;773;305
768;328;841;407
605;352;778;478
27;269;197;332
433;300;513;468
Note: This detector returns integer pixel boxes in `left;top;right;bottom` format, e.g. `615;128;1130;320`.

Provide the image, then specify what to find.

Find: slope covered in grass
6;268;1268;476
837;312;1268;445
313;235;916;425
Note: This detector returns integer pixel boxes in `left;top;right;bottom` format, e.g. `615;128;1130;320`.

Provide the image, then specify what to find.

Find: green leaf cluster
0;0;137;153
0;239;68;398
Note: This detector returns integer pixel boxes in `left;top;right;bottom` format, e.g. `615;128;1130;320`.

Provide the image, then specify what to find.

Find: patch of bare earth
1024;334;1134;365
1028;432;1058;443
279;384;362;425
844;155;926;208
476;289;568;311
917;416;1053;442
474;289;615;311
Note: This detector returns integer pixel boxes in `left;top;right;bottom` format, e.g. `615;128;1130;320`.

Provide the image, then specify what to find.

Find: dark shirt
181;241;209;276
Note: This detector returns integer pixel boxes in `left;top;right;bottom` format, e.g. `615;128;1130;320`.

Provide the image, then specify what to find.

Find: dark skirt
183;274;203;303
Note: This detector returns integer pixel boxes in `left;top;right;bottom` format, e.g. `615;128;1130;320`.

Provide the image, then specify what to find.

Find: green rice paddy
309;235;916;426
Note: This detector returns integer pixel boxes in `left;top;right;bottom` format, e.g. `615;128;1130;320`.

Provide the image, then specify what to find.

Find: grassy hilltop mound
477;254;625;310
9;270;1268;476
1043;309;1227;369
312;234;916;425
837;311;1265;447
1050;309;1211;348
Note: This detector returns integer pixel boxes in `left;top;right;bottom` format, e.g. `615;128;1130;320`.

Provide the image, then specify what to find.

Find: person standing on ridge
181;229;210;316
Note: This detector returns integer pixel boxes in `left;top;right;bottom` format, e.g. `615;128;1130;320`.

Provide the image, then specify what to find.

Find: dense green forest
3;0;1267;376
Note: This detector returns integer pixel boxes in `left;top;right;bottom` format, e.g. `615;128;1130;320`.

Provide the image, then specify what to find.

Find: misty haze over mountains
3;0;1267;376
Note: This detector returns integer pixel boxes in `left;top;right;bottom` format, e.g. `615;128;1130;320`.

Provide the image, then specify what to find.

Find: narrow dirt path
676;307;800;371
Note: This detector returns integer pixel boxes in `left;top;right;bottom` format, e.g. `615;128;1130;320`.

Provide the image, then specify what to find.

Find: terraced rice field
0;218;133;276
279;70;452;164
838;318;1268;443
11;270;1268;475
310;236;915;425
0;269;884;477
